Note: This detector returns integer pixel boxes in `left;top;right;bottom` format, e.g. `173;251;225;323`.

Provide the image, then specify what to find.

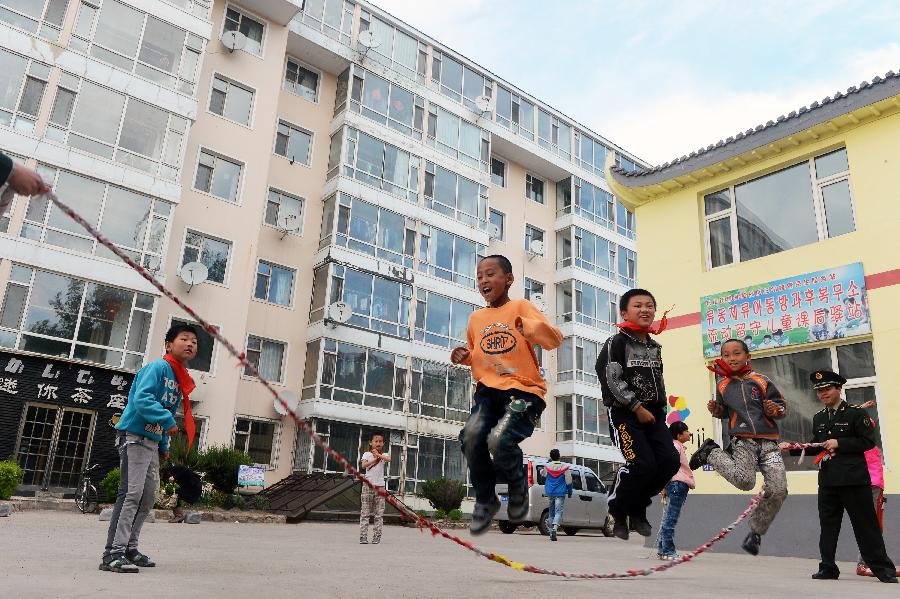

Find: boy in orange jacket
452;255;563;535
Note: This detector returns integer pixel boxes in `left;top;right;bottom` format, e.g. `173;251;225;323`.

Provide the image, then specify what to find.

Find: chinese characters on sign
700;263;871;357
238;465;265;488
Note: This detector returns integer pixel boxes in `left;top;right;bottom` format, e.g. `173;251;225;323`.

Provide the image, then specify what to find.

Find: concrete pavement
1;511;897;598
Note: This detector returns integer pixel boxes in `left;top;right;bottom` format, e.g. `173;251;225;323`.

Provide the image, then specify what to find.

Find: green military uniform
807;370;896;582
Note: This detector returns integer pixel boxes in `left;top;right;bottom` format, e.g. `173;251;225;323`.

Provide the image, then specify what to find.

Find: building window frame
222;4;266;57
207;72;255;127
283;56;321;103
180;228;233;286
263;188;304;236
243;334;287;384
233;415;281;468
253;260;295;308
525;172;544;204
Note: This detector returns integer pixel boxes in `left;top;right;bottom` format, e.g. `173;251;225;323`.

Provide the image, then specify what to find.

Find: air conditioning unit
488;222;502;240
530;293;548;313
527;239;545;260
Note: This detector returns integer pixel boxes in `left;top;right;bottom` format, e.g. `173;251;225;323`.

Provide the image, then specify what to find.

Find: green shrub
100;467;121;503
197;445;252;494
0;460;23;499
448;509;463;521
420;478;466;513
434;509;447;520
200;490;226;508
252;494;270;511
167;435;200;470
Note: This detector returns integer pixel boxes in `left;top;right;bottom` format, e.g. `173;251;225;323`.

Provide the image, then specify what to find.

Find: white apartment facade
0;0;644;499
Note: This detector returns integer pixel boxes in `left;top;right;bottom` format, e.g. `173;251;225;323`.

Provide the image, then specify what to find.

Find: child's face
166;332;198;364
477;258;513;305
371;435;385;452
677;428;692;443
621;294;656;327
721;341;750;370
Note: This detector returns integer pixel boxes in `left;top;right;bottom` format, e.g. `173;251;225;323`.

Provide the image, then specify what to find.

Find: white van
494;457;613;536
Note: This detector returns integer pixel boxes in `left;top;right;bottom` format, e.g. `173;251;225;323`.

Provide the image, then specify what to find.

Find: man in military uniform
798;370;897;583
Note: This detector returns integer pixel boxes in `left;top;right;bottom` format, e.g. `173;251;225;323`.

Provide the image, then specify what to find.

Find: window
359;12;426;83
495;86;534;140
20;165;171;270
734;340;880;471
490;157;506;187
346;67;424;139
555;394;609;444
431;50;492;110
341;128;420;202
254;261;294;307
317;339;406;410
414;289;475;348
0;50;50;134
617;247;636;286
524;278;544;301
194;149;242;202
223;6;264;55
284;58;320;102
327;264;411;337
616;200;636;240
704;148;854;268
209;74;253;125
174;415;208;450
170;317;215;372
525;225;544;253
424;162;488;227
72;0;203;94
427;106;490;170
321;193;416;268
264;189;304;234
234;417;279;467
402;434;467;494
538;109;571;159
558;280;617;331
0;265;153;369
300;0;353;44
558;227;618;281
181;230;231;284
244;335;285;382
489;209;505;240
418;225;485;288
574;131;609;176
557;337;603;385
411;359;472;422
526;173;544;203
274;121;313;165
0;0;69;40
557;177;617;230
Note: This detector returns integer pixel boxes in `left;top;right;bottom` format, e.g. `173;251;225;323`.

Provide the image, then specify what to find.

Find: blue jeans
657;480;690;556
548;496;566;527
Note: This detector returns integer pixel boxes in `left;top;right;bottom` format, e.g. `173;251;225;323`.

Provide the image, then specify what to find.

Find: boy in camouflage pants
359;432;390;544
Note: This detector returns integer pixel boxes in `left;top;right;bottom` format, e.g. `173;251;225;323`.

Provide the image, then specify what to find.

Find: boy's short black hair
744;334;753;340
549;448;560;461
479;254;512;274
764;334;772;339
165;322;199;343
669;421;689;439
370;431;385;441
619;288;656;312
722;338;749;353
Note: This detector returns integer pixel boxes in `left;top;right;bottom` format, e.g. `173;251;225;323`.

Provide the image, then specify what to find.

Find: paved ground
2;511;898;598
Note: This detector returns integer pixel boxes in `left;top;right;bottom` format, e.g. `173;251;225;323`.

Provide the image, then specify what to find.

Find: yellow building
609;73;900;554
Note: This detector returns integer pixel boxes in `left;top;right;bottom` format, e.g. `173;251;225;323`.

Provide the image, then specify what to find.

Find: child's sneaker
506;484;528;523
689;439;720;470
657;553;680;561
857;564;874;577
125;550;155;567
470;496;501;536
550;526;557;541
99;555;139;573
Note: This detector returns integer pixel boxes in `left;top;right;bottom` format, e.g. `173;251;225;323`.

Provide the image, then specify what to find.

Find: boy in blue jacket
544;449;573;541
100;323;198;573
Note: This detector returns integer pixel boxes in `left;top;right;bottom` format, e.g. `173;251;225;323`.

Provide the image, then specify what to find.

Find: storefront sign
238;465;265;487
701;263;870;357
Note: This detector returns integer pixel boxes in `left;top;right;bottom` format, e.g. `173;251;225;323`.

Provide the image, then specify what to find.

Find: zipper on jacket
740;378;757;436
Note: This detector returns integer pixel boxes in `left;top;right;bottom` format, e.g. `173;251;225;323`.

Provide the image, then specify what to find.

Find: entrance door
15;403;96;491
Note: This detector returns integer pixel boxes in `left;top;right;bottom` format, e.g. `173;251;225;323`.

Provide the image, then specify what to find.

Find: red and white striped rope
45;190;765;578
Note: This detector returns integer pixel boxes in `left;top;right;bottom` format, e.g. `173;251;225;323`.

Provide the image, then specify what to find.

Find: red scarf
163;354;196;450
707;358;752;378
615;308;672;335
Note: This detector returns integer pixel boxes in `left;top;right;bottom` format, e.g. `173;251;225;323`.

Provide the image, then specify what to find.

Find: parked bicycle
75;463;101;514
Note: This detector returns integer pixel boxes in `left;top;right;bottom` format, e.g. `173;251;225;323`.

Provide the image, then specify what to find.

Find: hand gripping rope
46;190;770;578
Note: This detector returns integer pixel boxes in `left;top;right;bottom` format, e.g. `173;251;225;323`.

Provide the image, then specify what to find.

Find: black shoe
811;569;840;580
876;574;899;584
507;484;528;523
689;439;720;470
741;532;761;556
99;555;139;573
550;527;557;541
630;516;652;537
612;515;629;540
124;550;155;567
470;496;501;536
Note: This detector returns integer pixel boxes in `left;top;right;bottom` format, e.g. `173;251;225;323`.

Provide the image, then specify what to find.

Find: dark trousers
459;386;544;504
607;405;679;520
818;484;896;578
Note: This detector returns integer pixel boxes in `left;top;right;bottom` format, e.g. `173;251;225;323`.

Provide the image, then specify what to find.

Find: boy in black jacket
596;289;679;540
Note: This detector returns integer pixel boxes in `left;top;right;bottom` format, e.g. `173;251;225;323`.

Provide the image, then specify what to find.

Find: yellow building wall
633;110;900;495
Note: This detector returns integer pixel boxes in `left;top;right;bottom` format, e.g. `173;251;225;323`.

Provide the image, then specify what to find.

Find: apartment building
0;0;645;500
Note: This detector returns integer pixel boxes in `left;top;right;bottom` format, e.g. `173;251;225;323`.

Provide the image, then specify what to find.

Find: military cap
810;369;847;389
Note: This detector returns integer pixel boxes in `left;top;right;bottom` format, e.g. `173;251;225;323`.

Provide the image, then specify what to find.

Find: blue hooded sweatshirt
115;358;182;452
544;461;573;498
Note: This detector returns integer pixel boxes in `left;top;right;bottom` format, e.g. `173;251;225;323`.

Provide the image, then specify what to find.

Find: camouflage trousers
360;485;385;542
708;437;788;535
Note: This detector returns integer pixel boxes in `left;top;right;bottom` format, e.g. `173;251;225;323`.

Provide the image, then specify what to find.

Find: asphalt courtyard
2;511;898;598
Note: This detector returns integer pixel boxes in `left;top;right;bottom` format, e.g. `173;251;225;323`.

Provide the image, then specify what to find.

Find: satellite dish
531;293;547;313
327;301;352;325
528;239;545;256
179;262;208;293
276;213;299;239
220;30;247;53
488;222;502;240
474;95;493;114
274;390;298;416
357;30;380;50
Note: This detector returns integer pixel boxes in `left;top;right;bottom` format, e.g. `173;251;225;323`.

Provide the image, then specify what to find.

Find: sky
372;0;900;165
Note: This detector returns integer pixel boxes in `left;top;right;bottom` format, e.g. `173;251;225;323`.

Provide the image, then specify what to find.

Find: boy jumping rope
100;323;198;573
690;338;788;556
359;432;391;544
452;255;563;535
596;288;679;540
